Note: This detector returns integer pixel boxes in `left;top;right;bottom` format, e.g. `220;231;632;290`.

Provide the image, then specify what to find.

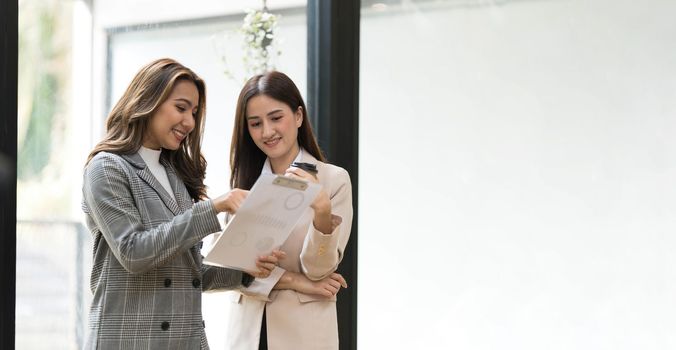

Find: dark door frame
0;0;18;348
307;1;360;349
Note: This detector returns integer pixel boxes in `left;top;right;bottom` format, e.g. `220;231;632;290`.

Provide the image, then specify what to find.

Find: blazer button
164;278;172;287
161;321;170;331
192;278;201;288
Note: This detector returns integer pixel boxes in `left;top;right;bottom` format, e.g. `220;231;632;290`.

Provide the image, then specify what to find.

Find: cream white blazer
222;150;353;350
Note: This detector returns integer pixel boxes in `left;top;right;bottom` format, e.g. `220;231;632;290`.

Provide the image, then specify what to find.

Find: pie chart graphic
284;192;304;210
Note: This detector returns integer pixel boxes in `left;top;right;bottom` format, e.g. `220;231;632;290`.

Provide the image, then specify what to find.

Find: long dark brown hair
230;71;325;190
86;58;208;201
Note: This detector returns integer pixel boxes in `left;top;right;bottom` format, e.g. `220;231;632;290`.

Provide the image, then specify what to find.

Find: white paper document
204;173;321;272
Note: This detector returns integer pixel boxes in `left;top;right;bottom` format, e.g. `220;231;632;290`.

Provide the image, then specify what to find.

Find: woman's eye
250;122;261;128
272;115;282;121
176;105;186;112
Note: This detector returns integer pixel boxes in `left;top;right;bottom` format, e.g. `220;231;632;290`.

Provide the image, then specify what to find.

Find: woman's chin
163;142;181;151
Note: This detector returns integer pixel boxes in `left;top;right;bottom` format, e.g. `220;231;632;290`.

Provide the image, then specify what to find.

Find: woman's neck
138;145;162;163
269;144;300;175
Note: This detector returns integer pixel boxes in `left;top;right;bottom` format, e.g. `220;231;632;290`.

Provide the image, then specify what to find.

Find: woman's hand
285;167;333;234
251;249;286;278
300;272;347;298
277;271;347;298
284;167;330;212
212;189;249;214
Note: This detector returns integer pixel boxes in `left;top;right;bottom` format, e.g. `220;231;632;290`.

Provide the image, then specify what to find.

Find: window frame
1;0;18;347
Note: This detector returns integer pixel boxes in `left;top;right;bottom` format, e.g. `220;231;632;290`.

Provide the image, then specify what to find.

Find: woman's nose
261;121;274;137
183;113;196;132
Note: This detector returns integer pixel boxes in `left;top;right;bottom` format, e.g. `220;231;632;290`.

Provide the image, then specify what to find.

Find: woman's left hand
285;166;334;234
285;166;330;213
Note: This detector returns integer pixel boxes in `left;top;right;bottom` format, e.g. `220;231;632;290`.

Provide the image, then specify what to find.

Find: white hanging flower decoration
240;7;281;77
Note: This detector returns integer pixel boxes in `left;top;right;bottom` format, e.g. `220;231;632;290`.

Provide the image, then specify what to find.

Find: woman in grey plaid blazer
81;58;281;350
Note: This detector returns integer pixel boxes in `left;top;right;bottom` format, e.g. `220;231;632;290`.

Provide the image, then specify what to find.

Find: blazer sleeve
300;167;353;280
201;264;245;291
237;267;285;301
82;153;222;274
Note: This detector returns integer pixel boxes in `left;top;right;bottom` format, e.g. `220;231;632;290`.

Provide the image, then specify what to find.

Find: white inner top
138;146;176;201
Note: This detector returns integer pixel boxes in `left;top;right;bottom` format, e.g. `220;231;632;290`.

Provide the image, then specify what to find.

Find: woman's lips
264;137;281;147
172;128;187;141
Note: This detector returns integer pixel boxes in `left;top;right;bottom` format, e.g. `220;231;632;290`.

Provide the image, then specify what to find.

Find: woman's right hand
212;189;249;214
251;249;286;278
281;271;348;298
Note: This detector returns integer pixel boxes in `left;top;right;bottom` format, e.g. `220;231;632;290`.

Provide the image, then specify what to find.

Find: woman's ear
295;106;303;128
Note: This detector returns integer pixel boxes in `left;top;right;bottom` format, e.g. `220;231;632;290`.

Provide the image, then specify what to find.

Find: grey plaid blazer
82;151;244;350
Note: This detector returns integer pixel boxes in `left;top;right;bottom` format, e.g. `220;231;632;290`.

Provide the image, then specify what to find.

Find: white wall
93;0;305;27
359;0;676;349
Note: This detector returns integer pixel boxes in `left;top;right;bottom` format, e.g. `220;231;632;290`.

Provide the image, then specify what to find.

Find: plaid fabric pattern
82;152;243;350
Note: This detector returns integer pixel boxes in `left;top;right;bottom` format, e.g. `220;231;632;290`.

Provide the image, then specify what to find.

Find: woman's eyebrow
266;109;283;116
174;98;193;107
248;109;284;119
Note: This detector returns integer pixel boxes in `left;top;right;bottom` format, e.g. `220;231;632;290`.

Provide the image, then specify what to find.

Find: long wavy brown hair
230;71;325;190
86;58;208;201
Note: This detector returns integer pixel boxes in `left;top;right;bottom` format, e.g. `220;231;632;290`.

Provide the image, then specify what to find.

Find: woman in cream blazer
224;71;353;350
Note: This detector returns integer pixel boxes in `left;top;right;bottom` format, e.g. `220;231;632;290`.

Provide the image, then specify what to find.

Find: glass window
17;1;87;348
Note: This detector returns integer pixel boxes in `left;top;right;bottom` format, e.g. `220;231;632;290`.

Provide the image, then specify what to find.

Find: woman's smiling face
143;80;198;150
245;93;302;163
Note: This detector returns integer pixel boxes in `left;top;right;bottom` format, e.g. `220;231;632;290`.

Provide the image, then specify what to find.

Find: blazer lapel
300;149;318;167
160;158;202;266
161;158;193;211
122;153;181;216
